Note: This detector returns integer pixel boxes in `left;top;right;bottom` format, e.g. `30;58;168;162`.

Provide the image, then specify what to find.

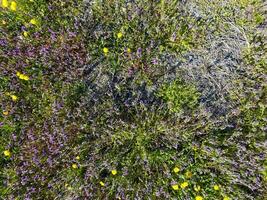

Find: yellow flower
103;47;109;54
173;167;180;173
72;163;78;169
2;0;8;8
76;156;80;160
30;18;37;25
2;20;6;25
3;111;9;116
180;181;189;189
111;169;117;175
213;185;220;191
117;32;123;39
171;184;179;190
185;171;193;178
10;1;17;11
223;196;230;200
10;95;18;101
194;185;201;192
3;150;11;157
195;196;203;200
23;31;29;37
99;181;105;186
16;72;29;81
127;48;131;53
22;74;29;80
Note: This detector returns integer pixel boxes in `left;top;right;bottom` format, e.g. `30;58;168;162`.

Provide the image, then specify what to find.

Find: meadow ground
0;0;266;199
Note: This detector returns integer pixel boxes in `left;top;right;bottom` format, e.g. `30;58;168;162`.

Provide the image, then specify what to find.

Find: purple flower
152;58;158;65
137;47;142;58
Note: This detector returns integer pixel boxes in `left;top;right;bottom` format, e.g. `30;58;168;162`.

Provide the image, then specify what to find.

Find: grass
0;0;266;199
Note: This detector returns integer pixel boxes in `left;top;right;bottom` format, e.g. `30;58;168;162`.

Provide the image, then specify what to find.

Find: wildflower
16;72;29;81
23;31;29;37
99;181;105;187
10;1;17;11
72;163;78;169
173;167;180;173
127;48;131;53
180;181;189;189
185;171;193;178
3;150;11;157
194;185;201;192
195;196;203;200
117;32;123;39
76;156;80;160
2;20;6;25
30;18;37;25
22;74;29;80
223;196;230;200
2;0;8;8
3;111;9;116
103;47;109;54
171;184;179;190
213;185;220;191
111;169;117;175
10;95;18;101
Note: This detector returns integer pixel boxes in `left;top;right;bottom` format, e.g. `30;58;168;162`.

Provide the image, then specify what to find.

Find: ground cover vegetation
0;0;266;199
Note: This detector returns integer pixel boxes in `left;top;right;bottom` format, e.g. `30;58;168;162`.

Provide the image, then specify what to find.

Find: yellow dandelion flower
223;196;230;200
194;185;201;192
30;18;37;25
3;150;11;157
127;48;131;53
2;0;8;8
10;1;17;11
180;181;189;189
173;167;180;173
171;184;179;190
76;156;80;160
10;95;18;101
23;31;29;37
195;196;203;200
185;171;193;178
111;169;117;175
117;32;123;39
213;185;220;191
3;111;9;116
72;163;78;169
2;20;7;25
103;47;109;54
99;181;105;187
